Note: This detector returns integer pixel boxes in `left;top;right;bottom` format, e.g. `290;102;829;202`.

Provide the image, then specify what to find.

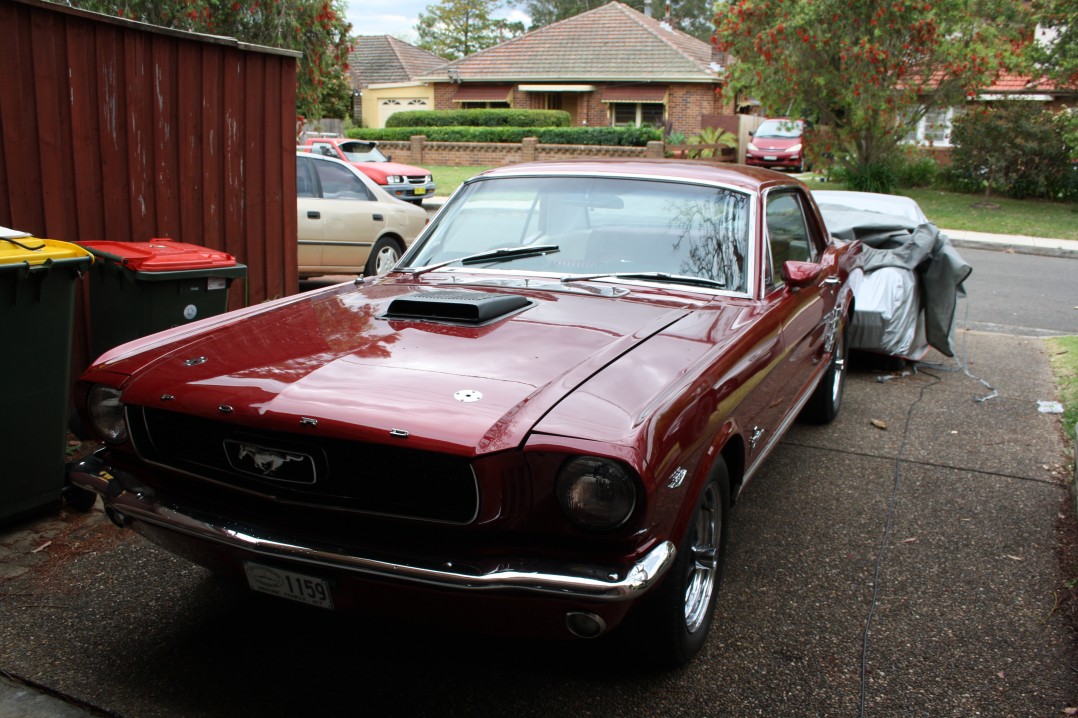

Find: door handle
373;214;384;222
823;276;840;285
307;211;320;219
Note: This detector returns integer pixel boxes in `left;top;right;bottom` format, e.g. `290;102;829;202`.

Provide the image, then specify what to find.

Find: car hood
751;136;801;150
354;161;429;181
102;278;702;456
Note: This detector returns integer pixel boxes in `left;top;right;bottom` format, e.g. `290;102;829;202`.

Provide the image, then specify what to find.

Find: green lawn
430;166;1078;241
1047;336;1078;452
430;166;494;196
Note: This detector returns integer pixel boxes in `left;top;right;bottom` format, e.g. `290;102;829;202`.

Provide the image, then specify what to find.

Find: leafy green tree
950;101;1075;201
713;0;1032;189
1028;0;1078;88
68;0;353;118
416;0;526;60
514;0;715;41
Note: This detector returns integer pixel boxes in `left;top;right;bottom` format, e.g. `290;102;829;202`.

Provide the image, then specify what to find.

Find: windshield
404;175;751;293
755;120;803;139
338;141;389;163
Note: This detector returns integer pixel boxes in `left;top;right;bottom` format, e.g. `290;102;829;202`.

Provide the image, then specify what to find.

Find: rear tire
634;458;730;668
365;237;403;276
801;315;847;424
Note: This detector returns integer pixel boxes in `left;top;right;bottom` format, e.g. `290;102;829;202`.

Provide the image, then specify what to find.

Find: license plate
764;155;778;161
244;562;334;609
414;187;427;195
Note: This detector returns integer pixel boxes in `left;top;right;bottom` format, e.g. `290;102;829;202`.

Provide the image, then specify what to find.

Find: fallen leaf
900;537;919;544
1004;554;1024;561
31;541;52;554
998;671;1006;679
1062;707;1078;716
871;419;888;430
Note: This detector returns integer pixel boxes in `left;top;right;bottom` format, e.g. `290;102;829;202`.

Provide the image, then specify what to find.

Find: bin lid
78;239;238;272
1;228;94;266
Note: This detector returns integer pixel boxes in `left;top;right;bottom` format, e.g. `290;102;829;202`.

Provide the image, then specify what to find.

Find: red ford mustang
70;160;860;667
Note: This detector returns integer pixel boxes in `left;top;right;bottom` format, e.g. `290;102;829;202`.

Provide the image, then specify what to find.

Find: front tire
365;237;403;276
635;459;730;668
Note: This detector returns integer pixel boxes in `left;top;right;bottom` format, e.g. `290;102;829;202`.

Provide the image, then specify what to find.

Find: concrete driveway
1;330;1075;717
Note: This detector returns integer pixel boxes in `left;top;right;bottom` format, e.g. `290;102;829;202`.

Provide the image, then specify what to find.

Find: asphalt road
2;248;1076;717
959;247;1078;337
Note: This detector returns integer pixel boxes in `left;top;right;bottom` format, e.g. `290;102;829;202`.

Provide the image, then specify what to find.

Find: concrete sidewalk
942;227;1078;259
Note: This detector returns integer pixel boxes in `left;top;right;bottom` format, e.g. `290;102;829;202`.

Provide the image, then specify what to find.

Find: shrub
385;109;571;128
831;161;899;194
949;102;1074;201
346;125;661;147
686;126;737;158
893;153;940;188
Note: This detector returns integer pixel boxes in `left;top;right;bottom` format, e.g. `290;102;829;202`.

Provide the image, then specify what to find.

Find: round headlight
556;457;637;531
87;384;128;444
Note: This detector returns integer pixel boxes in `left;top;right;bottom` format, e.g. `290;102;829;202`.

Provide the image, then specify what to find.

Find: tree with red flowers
69;0;353;118
712;0;1032;185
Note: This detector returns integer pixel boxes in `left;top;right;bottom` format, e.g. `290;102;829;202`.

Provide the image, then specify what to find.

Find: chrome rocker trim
69;453;675;602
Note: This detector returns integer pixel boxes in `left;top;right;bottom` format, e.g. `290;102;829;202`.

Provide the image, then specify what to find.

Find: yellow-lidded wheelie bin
0;229;93;523
79;239;246;362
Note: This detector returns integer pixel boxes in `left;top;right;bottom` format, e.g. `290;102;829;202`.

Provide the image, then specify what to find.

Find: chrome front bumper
68;452;675;601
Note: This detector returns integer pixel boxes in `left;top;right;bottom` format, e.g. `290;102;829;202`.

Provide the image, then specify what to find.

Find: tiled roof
420;2;723;83
351;36;446;88
983;72;1064;93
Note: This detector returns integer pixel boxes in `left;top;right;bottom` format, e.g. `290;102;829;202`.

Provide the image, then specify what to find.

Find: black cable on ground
858;362;941;718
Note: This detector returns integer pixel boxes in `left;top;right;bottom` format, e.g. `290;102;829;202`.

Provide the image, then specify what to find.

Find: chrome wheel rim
830;328;846;405
684;482;721;633
373;245;400;275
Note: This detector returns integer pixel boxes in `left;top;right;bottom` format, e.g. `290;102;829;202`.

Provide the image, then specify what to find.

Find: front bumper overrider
68;451;675;602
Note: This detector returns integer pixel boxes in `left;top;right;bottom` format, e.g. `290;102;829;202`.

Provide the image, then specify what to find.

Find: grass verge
1048;336;1078;449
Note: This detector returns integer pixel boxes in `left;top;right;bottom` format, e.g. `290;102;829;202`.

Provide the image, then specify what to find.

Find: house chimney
644;0;652;17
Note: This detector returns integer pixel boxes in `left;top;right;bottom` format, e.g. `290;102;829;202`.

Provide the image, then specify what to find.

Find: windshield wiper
410;245;560;277
561;272;726;289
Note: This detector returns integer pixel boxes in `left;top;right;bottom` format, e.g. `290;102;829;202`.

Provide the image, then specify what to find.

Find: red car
745;118;806;172
69;161;859;667
300;137;435;205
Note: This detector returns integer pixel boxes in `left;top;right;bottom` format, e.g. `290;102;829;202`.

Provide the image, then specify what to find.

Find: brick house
415;1;733;136
908;73;1076;149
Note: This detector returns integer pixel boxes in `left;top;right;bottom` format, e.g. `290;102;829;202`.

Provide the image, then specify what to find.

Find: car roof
472;159;801;193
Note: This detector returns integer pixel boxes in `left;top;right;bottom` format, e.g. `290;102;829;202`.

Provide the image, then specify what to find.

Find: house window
610;102;665;127
905;106;961;147
459;101;511;109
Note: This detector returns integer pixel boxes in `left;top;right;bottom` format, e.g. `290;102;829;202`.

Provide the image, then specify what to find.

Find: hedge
347;125;662;147
386;109;571;128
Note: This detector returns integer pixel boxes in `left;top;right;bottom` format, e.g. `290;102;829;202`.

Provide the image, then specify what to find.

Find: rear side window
312;161;374;202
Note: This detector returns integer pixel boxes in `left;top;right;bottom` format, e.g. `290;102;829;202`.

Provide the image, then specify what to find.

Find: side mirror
782;260;824;288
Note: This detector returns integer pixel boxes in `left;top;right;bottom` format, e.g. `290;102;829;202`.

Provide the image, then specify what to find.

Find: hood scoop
384;290;533;325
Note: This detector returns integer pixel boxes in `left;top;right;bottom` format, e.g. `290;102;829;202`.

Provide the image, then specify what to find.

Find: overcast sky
344;0;530;44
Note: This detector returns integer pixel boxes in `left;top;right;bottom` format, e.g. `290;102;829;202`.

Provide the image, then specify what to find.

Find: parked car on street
297;152;427;279
300;136;435;205
745;118;805;172
813;190;971;360
69;160;860;668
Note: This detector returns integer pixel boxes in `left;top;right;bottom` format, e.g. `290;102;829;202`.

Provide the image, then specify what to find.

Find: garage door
379;98;430;128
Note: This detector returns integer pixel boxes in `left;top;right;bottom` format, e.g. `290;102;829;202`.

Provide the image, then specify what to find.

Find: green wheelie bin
0;229;94;523
79;239;247;362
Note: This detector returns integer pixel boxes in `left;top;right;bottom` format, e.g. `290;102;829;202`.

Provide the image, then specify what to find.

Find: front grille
128;407;478;524
405;176;428;185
